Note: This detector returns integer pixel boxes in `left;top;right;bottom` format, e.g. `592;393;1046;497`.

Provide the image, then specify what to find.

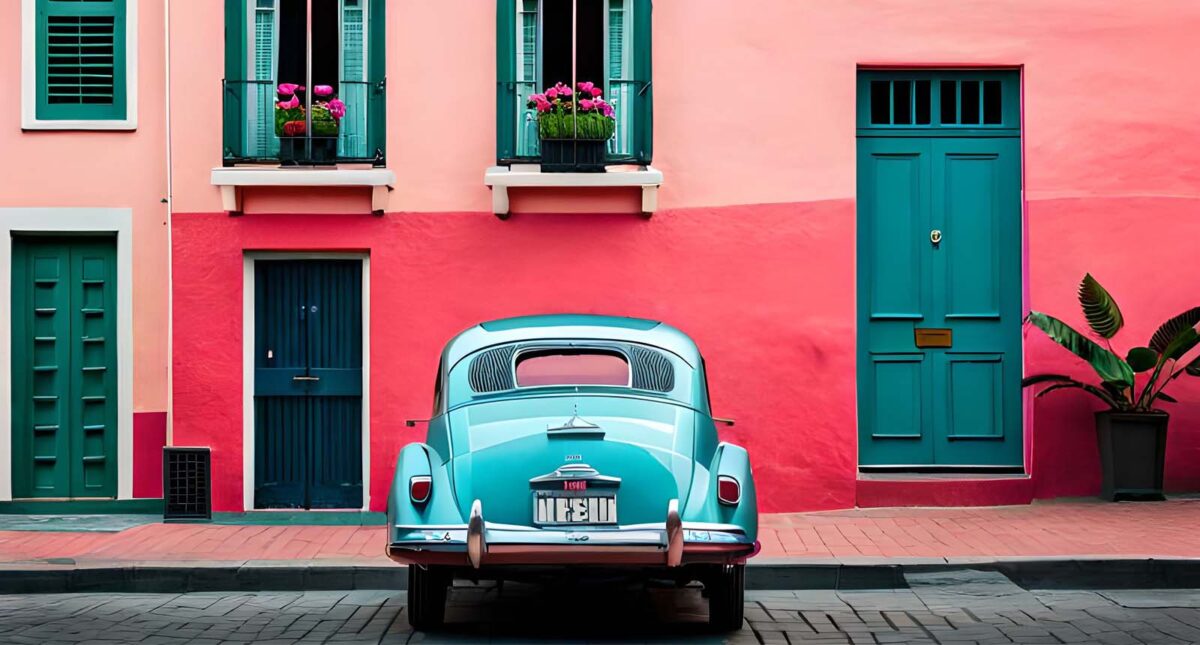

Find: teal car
387;314;758;630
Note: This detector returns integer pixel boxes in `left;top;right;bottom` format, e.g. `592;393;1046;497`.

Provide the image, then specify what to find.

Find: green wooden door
857;71;1022;468
11;237;118;498
254;260;363;509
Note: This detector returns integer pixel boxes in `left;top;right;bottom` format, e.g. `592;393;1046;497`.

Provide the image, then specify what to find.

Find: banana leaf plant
1024;274;1200;412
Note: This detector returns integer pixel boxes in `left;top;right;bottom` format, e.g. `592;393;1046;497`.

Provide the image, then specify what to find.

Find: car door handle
292;376;320;382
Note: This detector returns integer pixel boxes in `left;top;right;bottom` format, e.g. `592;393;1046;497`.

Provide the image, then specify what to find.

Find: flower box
528;81;615;173
273;82;347;165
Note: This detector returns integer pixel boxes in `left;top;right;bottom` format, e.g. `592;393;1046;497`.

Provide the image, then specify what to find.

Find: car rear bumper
386;523;758;568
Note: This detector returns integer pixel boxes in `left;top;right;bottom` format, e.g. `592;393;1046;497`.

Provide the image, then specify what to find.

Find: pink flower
601;103;614;118
277;82;300;96
535;98;552;113
560;85;573;97
328;98;346;119
591;87;602;97
277;94;300;109
314;85;334;97
579;99;595;111
545;87;559;100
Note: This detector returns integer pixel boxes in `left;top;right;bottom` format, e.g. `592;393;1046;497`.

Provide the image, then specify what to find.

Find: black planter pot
1095;411;1168;501
277;137;338;165
539;139;608;173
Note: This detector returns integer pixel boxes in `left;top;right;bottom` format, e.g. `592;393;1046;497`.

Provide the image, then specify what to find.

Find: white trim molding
21;0;140;131
212;167;396;215
0;208;136;501
484;165;664;219
242;252;371;512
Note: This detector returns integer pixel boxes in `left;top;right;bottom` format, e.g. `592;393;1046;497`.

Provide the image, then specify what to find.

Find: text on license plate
534;494;617;525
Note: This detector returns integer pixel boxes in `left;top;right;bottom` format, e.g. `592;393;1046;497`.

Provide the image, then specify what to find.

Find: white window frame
21;0;140;130
0;208;136;501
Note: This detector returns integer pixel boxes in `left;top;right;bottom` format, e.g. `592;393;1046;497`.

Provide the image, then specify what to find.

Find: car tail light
717;475;740;506
409;475;432;504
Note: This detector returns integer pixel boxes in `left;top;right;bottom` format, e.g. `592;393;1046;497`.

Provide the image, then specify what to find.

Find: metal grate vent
629;345;674;392
469;345;518;392
163;447;211;522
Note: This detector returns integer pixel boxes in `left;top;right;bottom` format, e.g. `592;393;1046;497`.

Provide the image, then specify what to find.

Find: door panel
254;260;363;509
858;133;1021;467
12;238;117;498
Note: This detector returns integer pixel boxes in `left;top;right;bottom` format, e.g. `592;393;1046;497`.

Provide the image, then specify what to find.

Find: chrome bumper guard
387;498;758;569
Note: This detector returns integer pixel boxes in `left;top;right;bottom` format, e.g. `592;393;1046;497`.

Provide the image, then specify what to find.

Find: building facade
7;0;1199;514
2;0;169;509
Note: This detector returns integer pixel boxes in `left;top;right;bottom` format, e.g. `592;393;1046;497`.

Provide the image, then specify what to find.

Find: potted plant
1024;274;1199;500
274;83;346;165
527;81;616;172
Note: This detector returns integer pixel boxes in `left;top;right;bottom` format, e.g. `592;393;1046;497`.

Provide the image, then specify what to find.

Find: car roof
442;314;702;369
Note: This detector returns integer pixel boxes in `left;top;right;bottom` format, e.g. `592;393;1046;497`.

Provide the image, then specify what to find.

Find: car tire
407;565;449;630
707;563;745;632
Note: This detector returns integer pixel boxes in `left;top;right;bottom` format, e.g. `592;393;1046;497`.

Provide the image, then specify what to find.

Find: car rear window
515;349;630;387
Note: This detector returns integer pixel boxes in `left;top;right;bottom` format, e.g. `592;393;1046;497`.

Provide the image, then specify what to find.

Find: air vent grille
468;345;518;392
163;447;211;522
629;345;674;392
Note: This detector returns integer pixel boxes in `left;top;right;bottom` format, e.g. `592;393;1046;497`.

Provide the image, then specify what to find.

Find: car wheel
707;563;745;631
407;565;449;630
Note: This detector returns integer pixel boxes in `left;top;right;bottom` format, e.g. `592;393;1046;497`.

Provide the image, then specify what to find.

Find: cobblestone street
2;570;1200;644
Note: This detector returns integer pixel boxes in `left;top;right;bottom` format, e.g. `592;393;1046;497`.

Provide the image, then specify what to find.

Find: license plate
533;492;617;526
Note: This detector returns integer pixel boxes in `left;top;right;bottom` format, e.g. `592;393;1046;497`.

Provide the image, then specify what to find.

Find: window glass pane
961;80;980;124
870;80;890;124
983;80;1002;124
940;80;957;124
893;81;911;124
515;350;630;387
914;80;931;124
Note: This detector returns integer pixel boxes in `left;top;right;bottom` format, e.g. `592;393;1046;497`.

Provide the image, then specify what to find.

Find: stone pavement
1;501;1197;566
3;570;1200;644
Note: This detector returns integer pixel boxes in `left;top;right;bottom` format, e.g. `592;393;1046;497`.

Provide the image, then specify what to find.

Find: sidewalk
1;500;1197;592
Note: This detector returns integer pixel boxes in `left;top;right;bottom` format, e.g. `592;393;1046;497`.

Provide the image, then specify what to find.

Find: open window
222;0;385;166
496;0;652;166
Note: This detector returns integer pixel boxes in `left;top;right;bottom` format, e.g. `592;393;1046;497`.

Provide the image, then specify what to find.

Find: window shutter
630;0;652;165
35;0;127;121
366;0;386;165
495;0;517;163
339;0;368;159
223;0;248;160
250;0;278;158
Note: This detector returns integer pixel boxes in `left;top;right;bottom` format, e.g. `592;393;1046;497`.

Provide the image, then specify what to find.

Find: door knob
930;229;943;245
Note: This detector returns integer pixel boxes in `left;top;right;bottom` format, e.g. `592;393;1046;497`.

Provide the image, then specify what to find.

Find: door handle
930;229;943;245
292;375;320;382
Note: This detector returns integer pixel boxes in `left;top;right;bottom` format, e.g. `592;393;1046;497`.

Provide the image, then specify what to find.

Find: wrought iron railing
500;79;645;165
222;79;381;166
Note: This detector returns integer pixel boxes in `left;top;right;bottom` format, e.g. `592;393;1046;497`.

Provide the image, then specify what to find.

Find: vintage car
387;314;758;630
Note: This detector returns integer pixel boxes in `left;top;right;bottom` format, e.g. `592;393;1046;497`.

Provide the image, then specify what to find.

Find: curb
2;558;1199;594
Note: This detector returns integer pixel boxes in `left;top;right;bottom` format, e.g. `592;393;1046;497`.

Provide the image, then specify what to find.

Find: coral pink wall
0;1;170;414
169;0;1200;512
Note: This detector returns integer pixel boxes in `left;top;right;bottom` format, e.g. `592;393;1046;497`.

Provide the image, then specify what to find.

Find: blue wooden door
254;260;362;508
857;72;1022;467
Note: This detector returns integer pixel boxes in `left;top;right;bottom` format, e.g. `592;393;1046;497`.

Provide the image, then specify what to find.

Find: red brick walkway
0;501;1196;565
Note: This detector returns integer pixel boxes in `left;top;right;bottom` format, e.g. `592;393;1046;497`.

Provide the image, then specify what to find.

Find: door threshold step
858;472;1029;482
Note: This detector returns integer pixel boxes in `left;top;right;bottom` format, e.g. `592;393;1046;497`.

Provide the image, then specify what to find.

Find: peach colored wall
167;0;1200;512
0;0;169;413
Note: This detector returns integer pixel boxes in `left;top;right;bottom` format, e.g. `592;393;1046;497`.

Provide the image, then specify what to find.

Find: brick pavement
2;570;1200;643
0;500;1197;565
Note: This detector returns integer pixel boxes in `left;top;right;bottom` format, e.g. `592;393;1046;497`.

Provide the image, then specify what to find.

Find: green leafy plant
1024;274;1200;411
527;81;616;142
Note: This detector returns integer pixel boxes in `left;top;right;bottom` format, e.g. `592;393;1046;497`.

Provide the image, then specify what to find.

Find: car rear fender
387;443;464;528
681;442;758;542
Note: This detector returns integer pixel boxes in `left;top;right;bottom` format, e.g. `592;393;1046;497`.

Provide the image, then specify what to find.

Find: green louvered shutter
35;0;127;121
339;0;368;160
630;0;652;164
366;0;386;165
495;0;518;163
607;0;633;158
250;0;278;158
224;0;249;161
515;0;540;158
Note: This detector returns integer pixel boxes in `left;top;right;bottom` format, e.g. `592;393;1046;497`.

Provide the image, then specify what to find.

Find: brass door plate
914;328;952;348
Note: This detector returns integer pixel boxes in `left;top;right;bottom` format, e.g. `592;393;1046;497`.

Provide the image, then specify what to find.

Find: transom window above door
496;0;653;165
857;70;1020;134
222;0;385;166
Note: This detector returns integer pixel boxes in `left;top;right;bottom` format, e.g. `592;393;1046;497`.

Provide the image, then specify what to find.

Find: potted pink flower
526;81;615;172
274;83;347;164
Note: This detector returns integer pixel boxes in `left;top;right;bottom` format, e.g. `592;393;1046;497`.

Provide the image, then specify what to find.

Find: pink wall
169;0;1200;512
1;1;170;414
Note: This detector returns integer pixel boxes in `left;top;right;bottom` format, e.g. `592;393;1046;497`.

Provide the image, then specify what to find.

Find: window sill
210;166;396;215
21;118;137;131
484;164;664;219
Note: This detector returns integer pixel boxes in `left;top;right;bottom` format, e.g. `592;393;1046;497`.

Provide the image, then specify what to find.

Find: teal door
11;237;118;498
857;72;1022;467
254;260;363;508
